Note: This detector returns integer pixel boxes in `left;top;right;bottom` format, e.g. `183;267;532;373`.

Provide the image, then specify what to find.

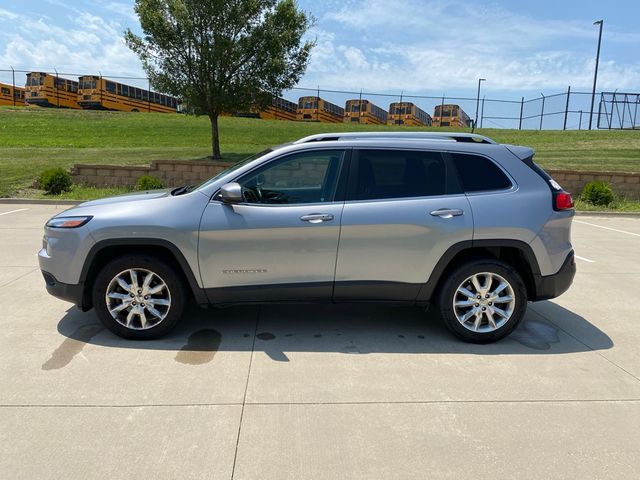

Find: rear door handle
300;213;334;223
430;208;464;218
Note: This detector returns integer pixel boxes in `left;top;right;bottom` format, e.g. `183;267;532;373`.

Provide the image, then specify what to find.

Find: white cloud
1;0;638;97
0;4;144;85
0;8;19;20
308;0;640;93
99;2;139;23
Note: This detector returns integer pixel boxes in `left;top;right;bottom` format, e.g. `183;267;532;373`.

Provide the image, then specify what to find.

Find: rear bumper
532;251;576;301
41;271;89;310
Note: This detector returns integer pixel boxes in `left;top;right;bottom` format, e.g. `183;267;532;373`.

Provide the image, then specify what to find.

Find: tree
125;0;314;159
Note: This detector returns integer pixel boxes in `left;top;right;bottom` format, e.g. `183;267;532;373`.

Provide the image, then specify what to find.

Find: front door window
238;149;345;205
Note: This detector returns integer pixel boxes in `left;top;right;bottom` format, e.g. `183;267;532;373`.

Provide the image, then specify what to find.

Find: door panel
198;148;348;303
334;148;473;301
199;202;344;301
334;196;473;300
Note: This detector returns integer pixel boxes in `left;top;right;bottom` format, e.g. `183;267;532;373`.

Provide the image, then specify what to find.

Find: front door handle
300;213;334;224
430;208;464;219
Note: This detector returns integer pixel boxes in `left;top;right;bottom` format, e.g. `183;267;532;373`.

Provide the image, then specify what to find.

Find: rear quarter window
451;153;512;192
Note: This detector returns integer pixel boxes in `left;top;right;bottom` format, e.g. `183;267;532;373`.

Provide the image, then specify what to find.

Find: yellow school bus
0;82;25;106
260;96;298;121
78;76;178;113
234;96;298;121
25;72;79;109
297;96;344;123
387;102;432;126
344;99;388;125
432;104;471;127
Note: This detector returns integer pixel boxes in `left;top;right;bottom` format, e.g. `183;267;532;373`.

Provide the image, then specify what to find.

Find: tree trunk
209;114;222;160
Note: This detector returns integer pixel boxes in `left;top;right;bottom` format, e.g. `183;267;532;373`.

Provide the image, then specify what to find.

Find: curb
0;198;81;206
575;210;640;218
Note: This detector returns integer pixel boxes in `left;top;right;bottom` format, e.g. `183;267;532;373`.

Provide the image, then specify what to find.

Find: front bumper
41;271;89;310
532;250;576;301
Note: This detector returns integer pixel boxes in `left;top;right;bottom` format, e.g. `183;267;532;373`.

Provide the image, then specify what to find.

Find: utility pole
589;20;604;130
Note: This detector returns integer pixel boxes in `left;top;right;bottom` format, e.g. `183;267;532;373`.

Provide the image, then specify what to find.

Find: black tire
92;254;186;340
437;259;527;343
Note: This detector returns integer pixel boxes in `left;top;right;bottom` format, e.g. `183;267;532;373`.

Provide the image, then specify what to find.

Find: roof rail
293;131;497;145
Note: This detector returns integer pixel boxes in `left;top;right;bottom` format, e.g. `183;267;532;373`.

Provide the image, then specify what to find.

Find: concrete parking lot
1;202;639;479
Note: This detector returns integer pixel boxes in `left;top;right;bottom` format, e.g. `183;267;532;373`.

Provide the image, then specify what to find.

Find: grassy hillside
1;106;639;197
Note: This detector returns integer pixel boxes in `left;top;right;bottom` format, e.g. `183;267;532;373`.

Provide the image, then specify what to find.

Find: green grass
1;106;639;198
574;198;640;213
29;185;133;200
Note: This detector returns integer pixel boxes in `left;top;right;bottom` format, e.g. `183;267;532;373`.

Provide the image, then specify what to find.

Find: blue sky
0;0;638;103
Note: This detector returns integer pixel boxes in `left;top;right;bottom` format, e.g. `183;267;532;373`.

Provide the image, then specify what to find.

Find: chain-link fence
2;67;637;130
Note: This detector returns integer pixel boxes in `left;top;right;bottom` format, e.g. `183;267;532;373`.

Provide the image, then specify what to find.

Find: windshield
195;148;275;190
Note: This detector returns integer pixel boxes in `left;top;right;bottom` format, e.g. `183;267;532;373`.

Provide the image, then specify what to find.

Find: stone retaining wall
548;169;640;199
71;160;234;187
71;160;640;199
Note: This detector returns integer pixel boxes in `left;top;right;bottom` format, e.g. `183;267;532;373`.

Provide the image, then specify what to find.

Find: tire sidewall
438;260;527;343
93;255;185;340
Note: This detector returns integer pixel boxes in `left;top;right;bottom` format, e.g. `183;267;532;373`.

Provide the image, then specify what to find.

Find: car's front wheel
92;255;186;339
437;259;527;343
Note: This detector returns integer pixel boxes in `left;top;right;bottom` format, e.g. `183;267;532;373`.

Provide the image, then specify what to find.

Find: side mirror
219;182;243;204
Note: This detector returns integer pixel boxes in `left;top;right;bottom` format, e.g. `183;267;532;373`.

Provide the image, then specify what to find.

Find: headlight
46;216;93;228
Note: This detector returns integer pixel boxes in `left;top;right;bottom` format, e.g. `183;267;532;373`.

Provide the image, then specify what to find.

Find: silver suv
39;132;575;343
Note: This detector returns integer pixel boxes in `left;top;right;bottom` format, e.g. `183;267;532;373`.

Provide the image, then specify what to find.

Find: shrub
136;175;164;190
39;168;72;195
581;181;615;206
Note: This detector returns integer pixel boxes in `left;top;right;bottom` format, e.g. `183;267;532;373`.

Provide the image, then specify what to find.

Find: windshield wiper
171;185;195;196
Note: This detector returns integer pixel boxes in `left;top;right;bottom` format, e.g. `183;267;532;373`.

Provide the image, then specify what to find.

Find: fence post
316;85;320;122
11;66;15;107
563;86;571;130
358;89;363;124
480;97;485;128
54;68;60;108
610;91;617;130
578;110;583;130
518;96;524;130
620;93;627;130
539;93;545;130
147;78;151;112
596;93;603;129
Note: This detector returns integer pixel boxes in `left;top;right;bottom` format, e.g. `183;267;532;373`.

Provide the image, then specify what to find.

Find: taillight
554;192;574;211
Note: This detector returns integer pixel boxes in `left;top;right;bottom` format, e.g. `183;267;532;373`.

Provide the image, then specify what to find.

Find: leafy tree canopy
126;0;314;159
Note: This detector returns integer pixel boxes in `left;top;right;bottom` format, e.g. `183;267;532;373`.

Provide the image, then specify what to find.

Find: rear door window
349;149;458;200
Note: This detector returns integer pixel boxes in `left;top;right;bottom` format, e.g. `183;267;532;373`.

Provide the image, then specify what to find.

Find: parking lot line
575;255;595;263
0;208;29;216
574;220;640;238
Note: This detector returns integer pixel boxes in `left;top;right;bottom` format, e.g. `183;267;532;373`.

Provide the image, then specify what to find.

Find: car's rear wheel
92;255;185;339
437;259;527;343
